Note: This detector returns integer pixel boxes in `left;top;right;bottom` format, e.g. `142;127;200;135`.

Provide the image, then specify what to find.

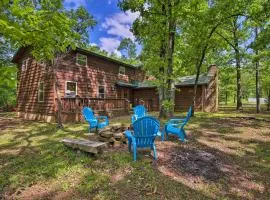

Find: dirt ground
0;112;269;199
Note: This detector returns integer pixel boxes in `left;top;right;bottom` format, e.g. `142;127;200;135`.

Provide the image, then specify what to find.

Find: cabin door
117;88;131;100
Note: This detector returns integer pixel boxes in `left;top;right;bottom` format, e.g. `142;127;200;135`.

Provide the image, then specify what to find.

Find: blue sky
64;0;139;56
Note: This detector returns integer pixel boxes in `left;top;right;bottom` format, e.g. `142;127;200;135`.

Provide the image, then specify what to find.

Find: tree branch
215;31;237;50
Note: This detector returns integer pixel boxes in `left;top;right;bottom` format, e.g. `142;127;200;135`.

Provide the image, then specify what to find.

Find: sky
64;0;139;57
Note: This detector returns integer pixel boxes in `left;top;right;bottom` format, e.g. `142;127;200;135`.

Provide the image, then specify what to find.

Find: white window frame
22;58;28;71
98;85;106;98
76;53;87;66
119;66;125;75
65;81;77;96
38;82;45;102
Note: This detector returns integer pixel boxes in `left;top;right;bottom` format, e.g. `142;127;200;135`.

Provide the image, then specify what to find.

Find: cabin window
98;85;105;98
65;81;77;97
76;53;87;66
119;66;125;75
22;59;28;71
38;82;44;102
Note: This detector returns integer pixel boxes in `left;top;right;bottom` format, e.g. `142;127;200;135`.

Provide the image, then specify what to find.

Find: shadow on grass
0;115;214;199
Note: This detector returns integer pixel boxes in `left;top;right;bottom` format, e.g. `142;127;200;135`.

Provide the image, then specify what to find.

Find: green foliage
67;6;96;47
119;0;167;80
261;60;270;104
0;38;15;66
0;0;79;61
174;0;224;76
0;38;17;109
161;100;175;113
0;66;17;109
219;66;236;104
117;38;137;60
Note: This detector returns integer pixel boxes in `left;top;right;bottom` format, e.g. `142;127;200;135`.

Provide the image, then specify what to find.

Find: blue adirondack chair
162;106;192;142
131;105;147;123
82;107;109;132
125;116;160;161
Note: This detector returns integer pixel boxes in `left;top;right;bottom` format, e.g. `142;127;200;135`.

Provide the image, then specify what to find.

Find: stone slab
62;138;106;154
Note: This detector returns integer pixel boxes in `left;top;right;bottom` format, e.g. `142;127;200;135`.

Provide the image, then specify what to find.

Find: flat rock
99;131;114;138
114;132;124;140
98;136;110;142
62;138;106;154
113;141;122;147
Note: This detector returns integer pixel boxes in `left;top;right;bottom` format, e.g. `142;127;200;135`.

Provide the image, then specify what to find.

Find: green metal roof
116;81;138;88
136;82;156;89
176;73;210;86
116;73;210;90
116;81;156;89
76;47;140;69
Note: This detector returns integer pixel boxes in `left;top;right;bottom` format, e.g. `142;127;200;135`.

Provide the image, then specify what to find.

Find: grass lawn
0;111;269;199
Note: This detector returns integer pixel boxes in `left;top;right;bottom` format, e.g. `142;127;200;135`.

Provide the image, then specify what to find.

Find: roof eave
76;47;137;69
133;86;157;89
176;83;208;87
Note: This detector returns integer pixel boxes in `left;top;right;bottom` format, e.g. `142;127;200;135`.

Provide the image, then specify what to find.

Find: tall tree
215;15;249;111
67;6;96;47
175;0;233;115
119;0;180;118
219;66;236;105
254;27;260;112
0;38;17;110
117;38;137;60
248;0;270;112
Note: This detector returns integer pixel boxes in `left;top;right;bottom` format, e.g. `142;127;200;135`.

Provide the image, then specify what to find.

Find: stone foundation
62;109;129;123
18;112;55;122
18;109;129;123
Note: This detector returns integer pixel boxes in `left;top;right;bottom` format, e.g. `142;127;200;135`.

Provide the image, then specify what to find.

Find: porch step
62;138;106;154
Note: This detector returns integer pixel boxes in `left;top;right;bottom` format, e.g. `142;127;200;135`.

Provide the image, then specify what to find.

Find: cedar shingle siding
13;47;218;122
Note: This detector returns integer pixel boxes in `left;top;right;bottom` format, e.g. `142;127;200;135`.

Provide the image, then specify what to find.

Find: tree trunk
158;2;167;118
267;88;270;111
158;86;166;118
192;44;208;116
233;18;242;111
225;90;228;105
192;66;200;116
235;51;242;110
165;0;176;117
255;59;260;113
53;54;64;129
255;27;260;113
191;23;219;116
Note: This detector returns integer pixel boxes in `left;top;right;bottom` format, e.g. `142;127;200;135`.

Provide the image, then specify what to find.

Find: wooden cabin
13;47;218;122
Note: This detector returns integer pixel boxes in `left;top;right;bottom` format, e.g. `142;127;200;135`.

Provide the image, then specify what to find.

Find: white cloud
101;10;139;40
113;49;122;57
89;42;97;46
99;37;121;54
64;0;86;10
108;0;112;5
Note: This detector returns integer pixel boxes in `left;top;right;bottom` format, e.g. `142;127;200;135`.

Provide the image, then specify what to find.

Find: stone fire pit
97;124;129;147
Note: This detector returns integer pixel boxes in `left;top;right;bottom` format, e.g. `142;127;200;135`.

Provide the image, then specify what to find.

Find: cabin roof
116;81;137;88
12;47;139;69
76;47;139;69
116;81;156;89
175;74;210;86
116;73;210;90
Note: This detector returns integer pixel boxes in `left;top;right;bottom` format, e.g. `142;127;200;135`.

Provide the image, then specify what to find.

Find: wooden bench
62;138;106;154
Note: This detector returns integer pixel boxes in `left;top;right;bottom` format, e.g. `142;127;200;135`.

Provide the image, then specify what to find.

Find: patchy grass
0;111;269;199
